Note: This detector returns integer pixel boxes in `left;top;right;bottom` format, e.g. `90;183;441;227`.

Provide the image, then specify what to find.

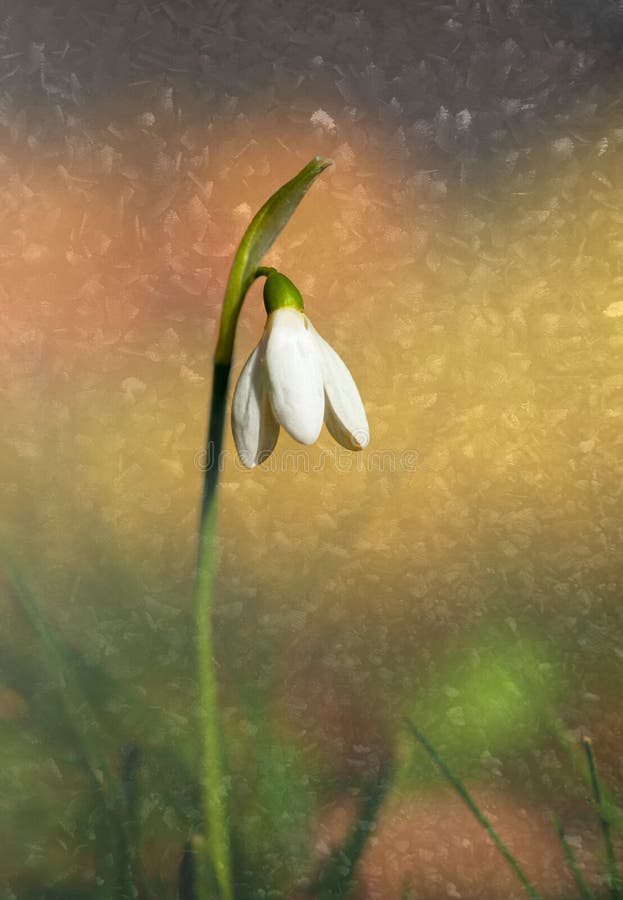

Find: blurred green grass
2;539;619;898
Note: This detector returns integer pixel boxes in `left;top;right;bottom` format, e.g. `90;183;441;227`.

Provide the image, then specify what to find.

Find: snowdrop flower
232;271;369;468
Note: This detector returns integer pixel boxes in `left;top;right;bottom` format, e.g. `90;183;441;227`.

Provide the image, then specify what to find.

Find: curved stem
193;156;331;900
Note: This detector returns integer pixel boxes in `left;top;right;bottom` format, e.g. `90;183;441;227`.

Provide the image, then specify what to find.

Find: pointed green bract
215;156;332;364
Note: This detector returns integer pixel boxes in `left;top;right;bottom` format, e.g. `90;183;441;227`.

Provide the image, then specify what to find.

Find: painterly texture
0;1;622;897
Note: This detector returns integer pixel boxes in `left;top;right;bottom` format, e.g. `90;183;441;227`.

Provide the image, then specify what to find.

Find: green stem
195;290;295;900
583;738;622;900
193;156;331;900
195;362;233;900
406;722;543;900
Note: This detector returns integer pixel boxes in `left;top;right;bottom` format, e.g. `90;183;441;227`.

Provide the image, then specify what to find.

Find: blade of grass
311;761;392;900
501;658;623;841
121;743;142;849
0;551;151;899
553;725;623;838
406;721;543;900
178;839;197;900
0;629;202;841
119;743;142;899
583;737;622;900
553;815;595;900
0;553;115;788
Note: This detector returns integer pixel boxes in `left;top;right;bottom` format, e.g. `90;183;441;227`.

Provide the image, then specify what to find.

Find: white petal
231;335;279;467
308;319;369;450
265;308;324;445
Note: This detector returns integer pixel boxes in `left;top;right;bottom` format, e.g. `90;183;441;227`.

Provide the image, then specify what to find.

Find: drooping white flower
231;272;369;468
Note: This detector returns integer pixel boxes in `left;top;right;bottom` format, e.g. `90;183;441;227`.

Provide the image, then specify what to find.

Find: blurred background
0;0;622;897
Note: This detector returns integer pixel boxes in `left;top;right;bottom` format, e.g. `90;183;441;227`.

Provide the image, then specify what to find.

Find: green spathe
263;271;304;314
214;155;332;365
